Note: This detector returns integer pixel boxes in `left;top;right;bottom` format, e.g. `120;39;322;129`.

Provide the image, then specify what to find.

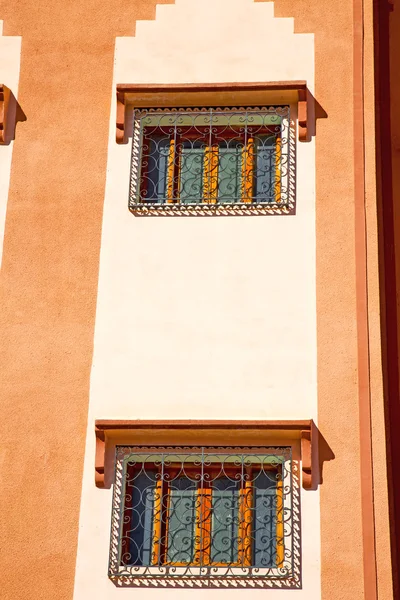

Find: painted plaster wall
73;1;320;598
0;22;21;266
0;1;389;599
0;3;174;599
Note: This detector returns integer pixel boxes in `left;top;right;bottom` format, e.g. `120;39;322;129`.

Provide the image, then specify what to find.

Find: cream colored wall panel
74;1;319;597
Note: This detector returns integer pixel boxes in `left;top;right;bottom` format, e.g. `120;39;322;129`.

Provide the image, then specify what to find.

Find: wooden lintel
95;418;315;490
115;81;309;144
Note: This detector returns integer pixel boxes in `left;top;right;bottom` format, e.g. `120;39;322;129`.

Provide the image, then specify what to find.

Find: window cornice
115;81;309;144
95;418;316;491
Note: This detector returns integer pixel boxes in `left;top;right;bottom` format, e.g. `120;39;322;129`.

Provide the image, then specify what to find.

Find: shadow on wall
314;425;335;489
307;89;328;139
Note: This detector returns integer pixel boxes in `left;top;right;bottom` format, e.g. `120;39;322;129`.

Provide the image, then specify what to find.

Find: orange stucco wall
0;2;172;599
273;1;390;598
0;1;391;599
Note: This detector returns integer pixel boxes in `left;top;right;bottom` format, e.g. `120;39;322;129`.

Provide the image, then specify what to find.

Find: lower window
109;446;298;585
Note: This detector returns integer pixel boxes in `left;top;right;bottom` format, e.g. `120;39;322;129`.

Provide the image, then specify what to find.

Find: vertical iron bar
108;448;122;576
200;446;205;568
244;112;248;203
116;454;128;570
160;452;165;567
208;110;213;205
240;454;245;566
173;115;177;203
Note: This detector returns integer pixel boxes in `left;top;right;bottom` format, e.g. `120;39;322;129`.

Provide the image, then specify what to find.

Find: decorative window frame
109;444;298;588
96;420;316;588
116;82;309;216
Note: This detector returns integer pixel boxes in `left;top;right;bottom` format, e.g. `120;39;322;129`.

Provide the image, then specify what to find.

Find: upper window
108;445;297;585
129;107;290;211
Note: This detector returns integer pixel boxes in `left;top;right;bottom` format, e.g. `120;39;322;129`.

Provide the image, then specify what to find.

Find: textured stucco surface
0;2;172;600
0;1;392;599
73;2;318;597
0;22;21;266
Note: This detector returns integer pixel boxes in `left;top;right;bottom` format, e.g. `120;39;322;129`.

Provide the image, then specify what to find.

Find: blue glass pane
146;137;170;202
167;477;197;563
211;478;239;563
254;136;276;203
253;470;278;568
128;471;157;566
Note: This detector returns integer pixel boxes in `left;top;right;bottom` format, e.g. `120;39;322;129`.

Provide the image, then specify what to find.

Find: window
129;107;290;210
109;446;296;584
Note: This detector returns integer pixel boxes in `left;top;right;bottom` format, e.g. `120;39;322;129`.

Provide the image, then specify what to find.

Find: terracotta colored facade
0;1;398;599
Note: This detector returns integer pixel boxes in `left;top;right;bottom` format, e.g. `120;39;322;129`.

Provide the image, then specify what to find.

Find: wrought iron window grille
109;446;301;588
129;107;295;216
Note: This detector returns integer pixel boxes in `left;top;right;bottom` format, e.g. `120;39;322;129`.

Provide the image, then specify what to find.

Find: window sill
129;202;294;217
110;564;299;589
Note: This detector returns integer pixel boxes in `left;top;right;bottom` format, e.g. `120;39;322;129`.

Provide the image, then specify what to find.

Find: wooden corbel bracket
95;418;316;490
0;85;18;144
116;81;310;144
297;87;308;142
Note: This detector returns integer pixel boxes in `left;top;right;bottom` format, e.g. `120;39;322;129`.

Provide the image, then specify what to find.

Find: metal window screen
129;107;290;209
109;446;300;587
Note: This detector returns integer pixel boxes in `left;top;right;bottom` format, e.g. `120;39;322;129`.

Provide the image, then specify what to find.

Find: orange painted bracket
300;428;313;490
0;85;18;144
95;418;316;490
115;81;310;144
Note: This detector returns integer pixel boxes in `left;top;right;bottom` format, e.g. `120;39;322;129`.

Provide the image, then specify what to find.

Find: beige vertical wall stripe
73;1;319;598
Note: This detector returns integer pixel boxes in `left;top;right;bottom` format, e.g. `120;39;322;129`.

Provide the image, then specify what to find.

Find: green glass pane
253;470;278;568
167;478;197;563
144;113;282;128
211;478;239;563
179;146;204;204
218;146;242;203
